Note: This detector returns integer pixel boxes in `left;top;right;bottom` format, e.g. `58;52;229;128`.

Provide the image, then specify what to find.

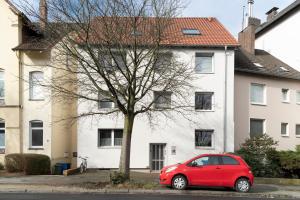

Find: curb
0;185;299;199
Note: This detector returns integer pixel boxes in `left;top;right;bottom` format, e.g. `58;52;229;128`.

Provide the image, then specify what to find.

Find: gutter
223;45;228;152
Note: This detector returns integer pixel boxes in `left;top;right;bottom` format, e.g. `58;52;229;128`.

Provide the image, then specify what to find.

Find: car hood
161;163;180;171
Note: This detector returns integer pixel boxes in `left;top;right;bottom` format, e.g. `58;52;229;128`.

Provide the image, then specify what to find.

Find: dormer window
182;28;201;35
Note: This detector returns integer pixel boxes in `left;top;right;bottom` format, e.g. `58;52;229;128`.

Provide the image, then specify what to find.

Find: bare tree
17;0;194;180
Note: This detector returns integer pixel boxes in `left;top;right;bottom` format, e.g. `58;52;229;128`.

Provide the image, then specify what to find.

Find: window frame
98;92;114;109
249;118;266;138
29;71;44;101
29;120;44;148
250;83;266;105
0;120;5;149
296;124;300;138
0;70;4;100
195;92;214;111
281;88;290;103
98;129;123;148
188;155;220;167
195;129;214;149
281;122;289;137
195;52;214;74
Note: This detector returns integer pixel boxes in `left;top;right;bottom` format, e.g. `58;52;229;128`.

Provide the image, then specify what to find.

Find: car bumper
159;172;173;185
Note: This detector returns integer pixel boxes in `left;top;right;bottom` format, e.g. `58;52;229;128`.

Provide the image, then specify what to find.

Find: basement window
182;28;201;35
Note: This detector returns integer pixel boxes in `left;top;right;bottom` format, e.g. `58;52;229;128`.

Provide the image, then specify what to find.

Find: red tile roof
81;17;239;47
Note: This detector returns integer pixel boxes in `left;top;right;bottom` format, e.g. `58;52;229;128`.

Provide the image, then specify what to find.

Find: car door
185;156;222;186
218;156;241;186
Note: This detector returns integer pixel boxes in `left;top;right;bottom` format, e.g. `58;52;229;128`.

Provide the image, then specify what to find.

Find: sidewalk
0;170;299;199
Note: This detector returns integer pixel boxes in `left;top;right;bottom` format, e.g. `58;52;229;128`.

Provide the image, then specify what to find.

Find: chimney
266;7;279;22
238;17;261;55
39;0;48;32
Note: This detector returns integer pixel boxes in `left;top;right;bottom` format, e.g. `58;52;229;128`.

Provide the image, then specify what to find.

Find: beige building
235;16;300;150
0;0;77;167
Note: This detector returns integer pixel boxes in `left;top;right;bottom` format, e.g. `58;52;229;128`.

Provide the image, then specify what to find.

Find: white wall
77;48;235;169
256;9;300;71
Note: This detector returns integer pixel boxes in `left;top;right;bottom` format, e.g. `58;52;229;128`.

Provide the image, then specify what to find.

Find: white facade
255;7;300;71
78;48;235;169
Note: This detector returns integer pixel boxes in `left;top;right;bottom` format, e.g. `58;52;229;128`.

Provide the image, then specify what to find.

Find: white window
30;120;43;148
250;83;266;105
99;92;114;109
195;53;214;73
0;71;4;100
100;53;126;71
296;91;300;104
29;71;44;100
281;89;290;103
296;125;300;137
0;120;5;149
195;130;213;148
154;91;172;109
281;123;289;137
250;118;265;138
195;92;214;111
98;129;123;147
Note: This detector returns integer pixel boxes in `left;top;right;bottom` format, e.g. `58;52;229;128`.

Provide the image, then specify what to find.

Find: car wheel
172;175;187;190
235;178;251;193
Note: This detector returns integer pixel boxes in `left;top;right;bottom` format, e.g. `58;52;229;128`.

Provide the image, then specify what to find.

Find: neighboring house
77;17;238;170
235;15;300;151
255;0;300;71
0;0;77;167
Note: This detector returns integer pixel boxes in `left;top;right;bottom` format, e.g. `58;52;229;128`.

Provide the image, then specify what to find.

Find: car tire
172;175;187;190
235;178;251;193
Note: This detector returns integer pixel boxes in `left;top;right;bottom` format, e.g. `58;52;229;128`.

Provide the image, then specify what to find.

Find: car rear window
221;156;239;165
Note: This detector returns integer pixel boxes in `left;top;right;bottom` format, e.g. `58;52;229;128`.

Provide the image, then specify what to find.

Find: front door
150;143;166;171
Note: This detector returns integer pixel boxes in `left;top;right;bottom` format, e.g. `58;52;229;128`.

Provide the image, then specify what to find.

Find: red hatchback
160;154;254;192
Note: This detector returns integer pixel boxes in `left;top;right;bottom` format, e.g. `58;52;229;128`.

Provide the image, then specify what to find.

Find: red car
160;154;254;192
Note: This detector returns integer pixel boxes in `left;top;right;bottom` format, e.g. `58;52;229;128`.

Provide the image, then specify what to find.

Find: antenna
248;0;254;17
242;5;245;30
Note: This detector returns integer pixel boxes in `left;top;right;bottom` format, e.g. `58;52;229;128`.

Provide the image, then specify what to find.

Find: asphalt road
0;193;295;200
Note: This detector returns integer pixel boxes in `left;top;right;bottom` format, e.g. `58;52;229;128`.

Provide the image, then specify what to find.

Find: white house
77;17;238;170
255;1;300;71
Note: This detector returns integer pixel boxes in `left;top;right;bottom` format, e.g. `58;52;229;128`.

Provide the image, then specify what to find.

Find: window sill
281;135;289;138
195;72;215;75
97;146;122;149
296;135;300;138
29;99;45;102
195;109;215;112
28;147;44;150
195;147;214;150
282;101;290;104
251;102;267;106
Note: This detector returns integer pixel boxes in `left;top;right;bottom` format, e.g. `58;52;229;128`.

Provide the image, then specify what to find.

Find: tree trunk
119;112;135;180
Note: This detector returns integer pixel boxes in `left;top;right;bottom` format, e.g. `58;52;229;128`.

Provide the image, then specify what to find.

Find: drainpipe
223;46;228;153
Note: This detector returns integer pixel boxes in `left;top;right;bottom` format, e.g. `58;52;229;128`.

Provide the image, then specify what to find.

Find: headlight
165;166;177;173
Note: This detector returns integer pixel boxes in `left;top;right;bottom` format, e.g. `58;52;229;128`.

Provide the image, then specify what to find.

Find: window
189;156;219;167
221;156;239;165
296;125;300;137
281;123;289;137
30;121;43;147
250;83;266;105
195;53;213;73
195;130;213;147
195;92;213;111
154;53;172;71
0;71;4;100
154;91;172;109
0;120;5;149
182;29;201;35
100;53;126;71
281;89;290;103
29;71;44;100
98;129;123;147
250;119;265;138
296;91;300;104
99;92;113;109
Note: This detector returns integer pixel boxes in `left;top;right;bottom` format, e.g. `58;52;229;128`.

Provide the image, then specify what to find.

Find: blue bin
55;163;71;175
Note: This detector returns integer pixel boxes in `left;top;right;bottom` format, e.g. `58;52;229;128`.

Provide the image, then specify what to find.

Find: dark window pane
195;54;213;73
99;100;113;109
250;119;264;138
114;129;123;146
113;53;126;69
208;156;220;165
32;129;43;146
195;92;213;110
0;132;5;147
154;91;171;109
296;125;300;136
0;122;4;128
195;130;213;147
222;156;239;165
31;121;43;128
99;129;111;146
154;53;172;70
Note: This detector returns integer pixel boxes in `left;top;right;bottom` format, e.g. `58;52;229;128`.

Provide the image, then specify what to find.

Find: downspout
18;51;23;154
223;45;228;153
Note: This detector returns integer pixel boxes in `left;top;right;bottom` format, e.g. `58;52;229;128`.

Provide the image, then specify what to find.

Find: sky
12;0;296;37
